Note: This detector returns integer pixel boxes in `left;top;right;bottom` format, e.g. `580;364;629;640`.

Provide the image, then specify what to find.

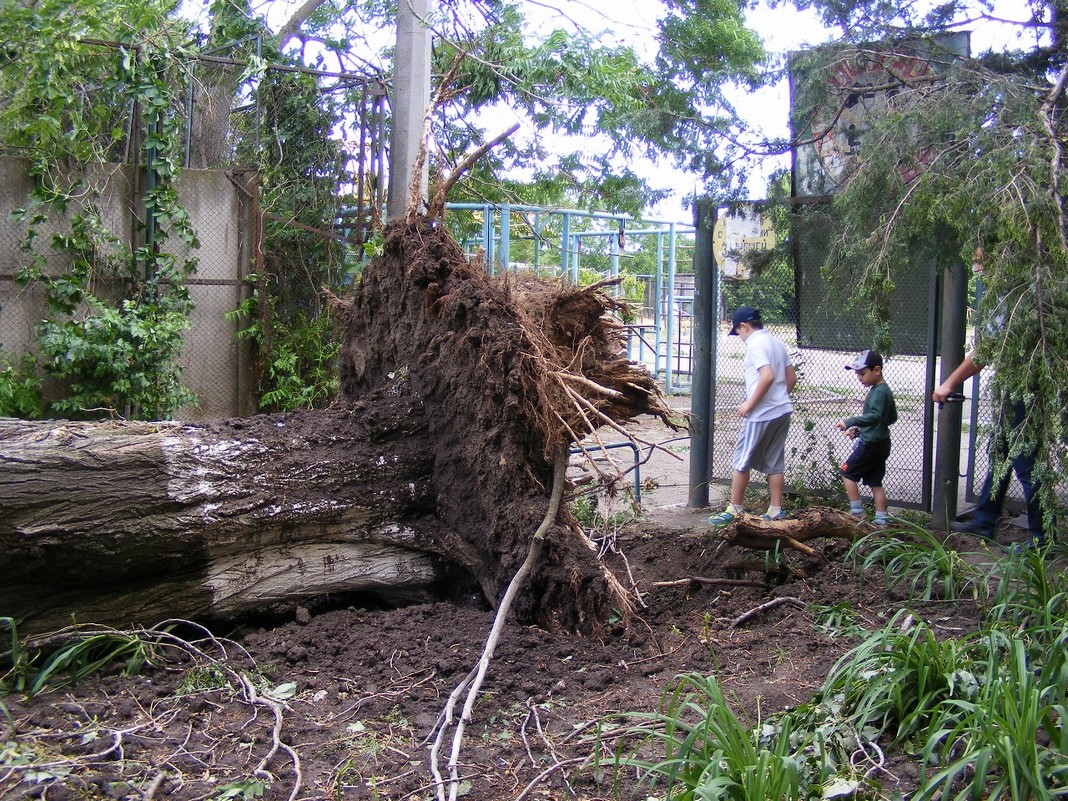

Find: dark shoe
1010;536;1048;555
949;519;995;540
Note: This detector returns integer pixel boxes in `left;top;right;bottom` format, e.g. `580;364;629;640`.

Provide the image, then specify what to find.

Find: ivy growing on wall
0;0;200;420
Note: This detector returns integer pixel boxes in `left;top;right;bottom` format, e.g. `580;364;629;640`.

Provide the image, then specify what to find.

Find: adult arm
785;364;797;393
932;350;984;403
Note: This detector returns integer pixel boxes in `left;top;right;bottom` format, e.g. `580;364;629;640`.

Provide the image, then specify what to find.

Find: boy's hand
834;420;858;438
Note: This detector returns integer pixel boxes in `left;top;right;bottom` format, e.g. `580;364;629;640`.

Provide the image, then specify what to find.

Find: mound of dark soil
1;511;989;801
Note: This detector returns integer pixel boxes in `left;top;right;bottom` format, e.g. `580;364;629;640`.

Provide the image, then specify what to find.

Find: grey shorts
731;412;792;475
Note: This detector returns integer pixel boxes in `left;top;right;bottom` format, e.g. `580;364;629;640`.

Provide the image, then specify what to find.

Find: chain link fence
0;38;384;419
704;200;934;510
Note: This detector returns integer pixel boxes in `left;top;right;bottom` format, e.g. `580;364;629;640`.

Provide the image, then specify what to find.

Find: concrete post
388;0;431;220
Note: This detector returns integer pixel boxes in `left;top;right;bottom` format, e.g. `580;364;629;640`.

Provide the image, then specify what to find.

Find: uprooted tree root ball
335;215;678;632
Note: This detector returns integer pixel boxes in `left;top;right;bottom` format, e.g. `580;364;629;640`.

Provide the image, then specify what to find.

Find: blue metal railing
446;202;696;394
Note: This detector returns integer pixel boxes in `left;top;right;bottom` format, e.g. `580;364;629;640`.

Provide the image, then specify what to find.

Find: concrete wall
0;156;256;420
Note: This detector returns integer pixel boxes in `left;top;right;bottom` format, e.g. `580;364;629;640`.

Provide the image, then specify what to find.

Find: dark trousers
971;447;1044;538
970;401;1046;539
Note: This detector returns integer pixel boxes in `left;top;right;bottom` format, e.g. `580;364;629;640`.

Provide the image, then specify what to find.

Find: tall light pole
388;0;432;220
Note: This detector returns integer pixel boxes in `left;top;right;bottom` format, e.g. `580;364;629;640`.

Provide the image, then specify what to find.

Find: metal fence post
664;223;677;394
932;251;968;530
689;200;716;507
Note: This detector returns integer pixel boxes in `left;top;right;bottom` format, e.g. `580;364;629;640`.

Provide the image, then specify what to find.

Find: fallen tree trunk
719;507;872;554
1;216;675;638
0;405;466;635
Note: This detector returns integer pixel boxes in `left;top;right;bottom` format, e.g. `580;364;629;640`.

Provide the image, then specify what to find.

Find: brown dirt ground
3;406;1026;801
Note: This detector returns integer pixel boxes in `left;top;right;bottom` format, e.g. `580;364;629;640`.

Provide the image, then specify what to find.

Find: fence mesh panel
709;201;935;510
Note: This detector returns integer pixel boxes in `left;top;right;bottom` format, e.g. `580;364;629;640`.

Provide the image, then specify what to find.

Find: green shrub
0;352;43;418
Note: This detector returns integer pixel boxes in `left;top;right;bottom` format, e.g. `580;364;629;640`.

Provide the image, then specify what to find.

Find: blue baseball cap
728;306;760;335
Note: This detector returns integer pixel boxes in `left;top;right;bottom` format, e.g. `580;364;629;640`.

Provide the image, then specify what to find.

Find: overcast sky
529;0;1045;223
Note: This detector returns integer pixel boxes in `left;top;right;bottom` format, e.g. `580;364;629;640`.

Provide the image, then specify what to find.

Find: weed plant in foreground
850;519;984;602
597;672;822;801
917;630;1068;800
0;617;162;699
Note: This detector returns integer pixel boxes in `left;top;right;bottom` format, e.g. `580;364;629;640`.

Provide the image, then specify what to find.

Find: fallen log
0;405;462;635
719;506;873;553
1;216;676;637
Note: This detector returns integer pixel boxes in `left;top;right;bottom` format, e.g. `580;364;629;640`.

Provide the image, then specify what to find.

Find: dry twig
720;596;805;628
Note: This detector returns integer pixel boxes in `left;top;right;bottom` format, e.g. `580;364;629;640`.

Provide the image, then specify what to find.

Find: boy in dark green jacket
835;350;897;526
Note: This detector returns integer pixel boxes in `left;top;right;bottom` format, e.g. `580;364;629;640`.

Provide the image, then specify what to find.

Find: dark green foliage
226;281;340;412
203;0;357;410
719;259;795;326
234;64;353;313
0;0;200;420
0;353;43;418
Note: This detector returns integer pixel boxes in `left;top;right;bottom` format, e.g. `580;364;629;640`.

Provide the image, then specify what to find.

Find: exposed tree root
430;449;570;801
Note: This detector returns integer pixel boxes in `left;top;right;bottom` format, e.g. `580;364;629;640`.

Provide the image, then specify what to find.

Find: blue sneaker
761;511;786;521
707;510;738;527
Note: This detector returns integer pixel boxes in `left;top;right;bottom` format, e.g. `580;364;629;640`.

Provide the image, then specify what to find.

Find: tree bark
0;403;478;636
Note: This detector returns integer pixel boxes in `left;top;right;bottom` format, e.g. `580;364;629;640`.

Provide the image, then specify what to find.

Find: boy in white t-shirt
708;306;797;526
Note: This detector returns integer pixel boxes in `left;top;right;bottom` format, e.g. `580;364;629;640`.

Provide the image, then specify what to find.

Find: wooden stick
723;596;804;628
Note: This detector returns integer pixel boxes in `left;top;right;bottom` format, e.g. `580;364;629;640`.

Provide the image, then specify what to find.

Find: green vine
0;5;199;420
226;278;340;412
